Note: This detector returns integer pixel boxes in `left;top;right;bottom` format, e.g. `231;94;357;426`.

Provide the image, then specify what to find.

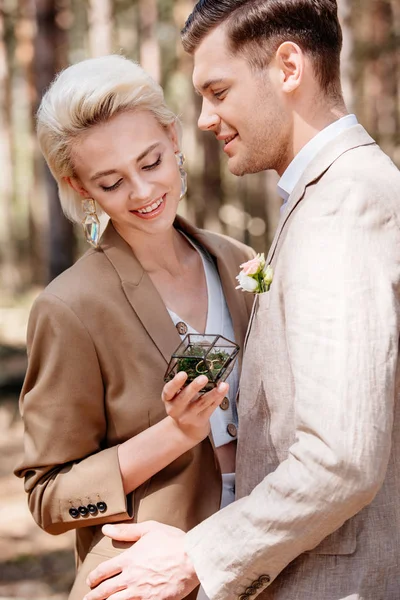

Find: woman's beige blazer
15;216;254;598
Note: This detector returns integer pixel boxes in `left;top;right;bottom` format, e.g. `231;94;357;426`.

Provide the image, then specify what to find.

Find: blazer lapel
100;222;181;364
267;124;376;266
177;216;250;360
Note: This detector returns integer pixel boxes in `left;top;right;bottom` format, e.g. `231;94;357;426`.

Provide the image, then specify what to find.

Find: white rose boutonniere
236;253;273;294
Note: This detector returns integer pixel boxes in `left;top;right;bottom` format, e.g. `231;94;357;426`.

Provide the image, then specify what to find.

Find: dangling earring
175;151;187;199
81;199;100;248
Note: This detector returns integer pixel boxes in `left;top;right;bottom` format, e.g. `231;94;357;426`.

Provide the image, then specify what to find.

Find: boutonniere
236;253;273;294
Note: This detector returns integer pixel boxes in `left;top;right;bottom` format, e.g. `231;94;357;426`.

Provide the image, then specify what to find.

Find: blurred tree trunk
34;0;75;283
115;0;139;60
88;0;113;57
353;0;399;162
139;0;160;82
337;0;355;111
0;6;19;293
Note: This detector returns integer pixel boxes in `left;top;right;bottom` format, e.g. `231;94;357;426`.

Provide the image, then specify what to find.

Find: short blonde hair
37;55;179;224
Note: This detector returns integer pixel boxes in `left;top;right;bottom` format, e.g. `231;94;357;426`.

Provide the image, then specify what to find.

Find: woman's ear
167;122;180;153
64;176;90;198
276;41;304;93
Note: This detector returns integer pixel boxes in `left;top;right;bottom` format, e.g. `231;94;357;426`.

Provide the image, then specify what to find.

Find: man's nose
197;99;220;132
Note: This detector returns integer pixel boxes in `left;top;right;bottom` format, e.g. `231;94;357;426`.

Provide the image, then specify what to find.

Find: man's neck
279;100;348;176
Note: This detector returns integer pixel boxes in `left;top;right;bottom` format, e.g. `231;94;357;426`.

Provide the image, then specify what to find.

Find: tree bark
34;0;75;283
0;6;19;293
88;0;113;57
139;0;160;83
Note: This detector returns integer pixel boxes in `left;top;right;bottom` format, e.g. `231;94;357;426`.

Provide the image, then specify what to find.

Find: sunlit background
0;1;399;598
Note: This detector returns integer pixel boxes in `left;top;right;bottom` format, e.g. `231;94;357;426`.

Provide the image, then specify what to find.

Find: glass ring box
164;334;240;392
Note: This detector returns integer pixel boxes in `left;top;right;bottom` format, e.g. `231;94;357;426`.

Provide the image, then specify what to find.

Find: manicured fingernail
196;375;208;385
218;382;228;392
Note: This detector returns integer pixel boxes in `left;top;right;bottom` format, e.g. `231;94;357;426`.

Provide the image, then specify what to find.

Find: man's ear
276;41;304;93
64;176;90;198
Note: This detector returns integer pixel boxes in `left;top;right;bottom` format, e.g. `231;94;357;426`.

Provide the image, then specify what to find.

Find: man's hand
83;521;199;600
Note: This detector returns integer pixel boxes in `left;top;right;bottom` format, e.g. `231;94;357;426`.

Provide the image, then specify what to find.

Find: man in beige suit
84;2;400;599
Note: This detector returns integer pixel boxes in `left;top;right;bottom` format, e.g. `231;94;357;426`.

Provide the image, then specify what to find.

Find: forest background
0;1;399;599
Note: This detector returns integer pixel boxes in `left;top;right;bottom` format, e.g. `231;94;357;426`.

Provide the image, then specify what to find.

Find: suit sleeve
184;178;400;599
15;292;132;534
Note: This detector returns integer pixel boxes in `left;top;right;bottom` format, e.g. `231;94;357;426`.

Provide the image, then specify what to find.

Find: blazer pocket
305;518;357;556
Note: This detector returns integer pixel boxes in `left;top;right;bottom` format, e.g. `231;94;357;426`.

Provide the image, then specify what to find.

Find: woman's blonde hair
37;55;179;224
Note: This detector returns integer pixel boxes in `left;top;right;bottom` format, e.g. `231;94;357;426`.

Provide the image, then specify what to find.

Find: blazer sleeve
184;177;400;599
15;292;132;535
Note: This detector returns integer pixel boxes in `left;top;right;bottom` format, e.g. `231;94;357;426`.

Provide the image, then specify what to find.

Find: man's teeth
136;197;164;214
225;134;237;145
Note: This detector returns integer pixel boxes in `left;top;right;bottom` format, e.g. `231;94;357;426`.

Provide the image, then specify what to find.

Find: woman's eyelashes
100;155;163;192
101;179;123;192
143;154;162;171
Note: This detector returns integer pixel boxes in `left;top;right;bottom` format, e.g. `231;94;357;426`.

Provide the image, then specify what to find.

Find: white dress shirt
277;114;359;206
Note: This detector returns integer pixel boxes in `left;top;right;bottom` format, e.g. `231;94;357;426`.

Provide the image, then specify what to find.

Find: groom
84;1;400;599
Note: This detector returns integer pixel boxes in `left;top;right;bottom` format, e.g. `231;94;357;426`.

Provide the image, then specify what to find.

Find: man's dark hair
182;0;343;98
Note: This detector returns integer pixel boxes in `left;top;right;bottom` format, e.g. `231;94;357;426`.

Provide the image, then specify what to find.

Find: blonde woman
14;55;254;599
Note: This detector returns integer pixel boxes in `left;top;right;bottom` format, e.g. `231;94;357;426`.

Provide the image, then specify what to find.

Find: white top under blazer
167;232;239;449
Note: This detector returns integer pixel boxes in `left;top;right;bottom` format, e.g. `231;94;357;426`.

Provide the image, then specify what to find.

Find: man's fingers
83;575;126;600
102;591;132;600
102;521;158;542
85;556;123;591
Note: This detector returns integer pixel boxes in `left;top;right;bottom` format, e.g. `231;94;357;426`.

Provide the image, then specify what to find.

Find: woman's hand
162;372;228;443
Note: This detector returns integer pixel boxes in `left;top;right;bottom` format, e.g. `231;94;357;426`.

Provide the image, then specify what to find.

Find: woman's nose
197;98;220;132
129;178;152;204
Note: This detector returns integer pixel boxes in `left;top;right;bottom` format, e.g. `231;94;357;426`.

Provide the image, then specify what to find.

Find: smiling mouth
224;134;238;146
132;196;165;215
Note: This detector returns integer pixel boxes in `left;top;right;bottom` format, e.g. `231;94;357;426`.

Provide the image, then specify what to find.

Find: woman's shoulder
175;215;256;262
41;247;117;307
196;228;256;262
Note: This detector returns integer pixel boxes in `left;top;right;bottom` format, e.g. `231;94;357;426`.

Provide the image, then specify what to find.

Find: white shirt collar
277;114;359;203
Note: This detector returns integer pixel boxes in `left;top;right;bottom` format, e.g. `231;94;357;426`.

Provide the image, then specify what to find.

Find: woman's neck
113;220;192;276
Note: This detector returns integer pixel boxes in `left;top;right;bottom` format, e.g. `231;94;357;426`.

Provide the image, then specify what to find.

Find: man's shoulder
315;142;399;222
331;140;399;188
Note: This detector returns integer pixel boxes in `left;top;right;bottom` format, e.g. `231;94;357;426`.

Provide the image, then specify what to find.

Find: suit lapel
266;125;376;267
100;222;181;364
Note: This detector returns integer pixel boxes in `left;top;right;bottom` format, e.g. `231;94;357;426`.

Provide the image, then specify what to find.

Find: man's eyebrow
90;143;160;181
195;78;226;95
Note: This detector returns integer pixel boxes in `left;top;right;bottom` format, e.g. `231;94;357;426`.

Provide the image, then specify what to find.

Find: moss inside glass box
164;334;240;392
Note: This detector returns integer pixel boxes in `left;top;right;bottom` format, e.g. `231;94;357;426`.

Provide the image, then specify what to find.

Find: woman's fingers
195;382;229;415
162;371;188;402
162;374;208;406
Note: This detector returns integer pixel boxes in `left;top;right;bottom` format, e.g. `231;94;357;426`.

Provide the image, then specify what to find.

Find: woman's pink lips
130;195;166;220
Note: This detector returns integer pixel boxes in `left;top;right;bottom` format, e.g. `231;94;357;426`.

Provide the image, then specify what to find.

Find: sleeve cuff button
97;501;107;513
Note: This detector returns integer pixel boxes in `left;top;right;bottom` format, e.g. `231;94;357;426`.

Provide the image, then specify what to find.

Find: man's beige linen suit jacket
15;217;254;600
185;125;400;600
